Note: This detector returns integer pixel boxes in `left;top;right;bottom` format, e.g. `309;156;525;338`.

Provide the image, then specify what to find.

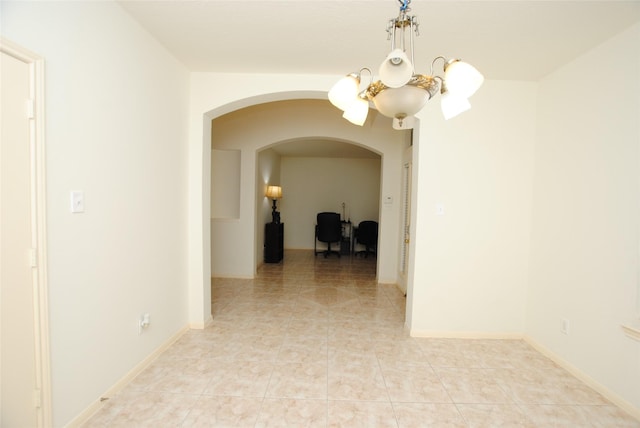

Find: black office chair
315;212;342;258
354;220;378;258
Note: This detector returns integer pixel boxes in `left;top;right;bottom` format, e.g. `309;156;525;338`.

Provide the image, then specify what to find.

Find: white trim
524;335;640;421
621;323;640;341
210;274;255;280
65;326;190;428
190;314;214;329
0;37;51;428
409;330;524;340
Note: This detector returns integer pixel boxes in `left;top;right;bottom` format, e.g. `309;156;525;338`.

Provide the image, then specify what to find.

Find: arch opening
202;92;412;324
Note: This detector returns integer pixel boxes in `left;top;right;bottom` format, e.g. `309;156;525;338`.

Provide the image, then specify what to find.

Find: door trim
1;37;51;427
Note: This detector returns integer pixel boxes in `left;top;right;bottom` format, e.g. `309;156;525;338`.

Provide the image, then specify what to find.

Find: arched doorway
192;90;411;327
255;137;382;273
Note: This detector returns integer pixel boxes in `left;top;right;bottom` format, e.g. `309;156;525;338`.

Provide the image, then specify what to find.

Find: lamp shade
444;60;484;99
328;74;361;111
441;91;471;120
342;97;369;126
379;49;413;88
371;85;431;119
266;185;282;199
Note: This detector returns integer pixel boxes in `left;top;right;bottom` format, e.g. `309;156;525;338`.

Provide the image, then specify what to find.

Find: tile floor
84;250;639;427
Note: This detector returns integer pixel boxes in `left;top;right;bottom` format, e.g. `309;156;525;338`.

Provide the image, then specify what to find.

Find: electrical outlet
561;319;570;335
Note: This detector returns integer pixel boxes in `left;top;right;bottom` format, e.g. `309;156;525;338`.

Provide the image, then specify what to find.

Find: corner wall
527;22;640;411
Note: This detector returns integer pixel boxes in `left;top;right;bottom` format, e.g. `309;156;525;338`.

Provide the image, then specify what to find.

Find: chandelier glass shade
328;0;484;129
328;73;361;111
372;84;431;118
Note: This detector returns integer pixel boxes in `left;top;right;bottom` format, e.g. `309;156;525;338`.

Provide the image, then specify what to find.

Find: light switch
70;191;84;213
436;203;445;215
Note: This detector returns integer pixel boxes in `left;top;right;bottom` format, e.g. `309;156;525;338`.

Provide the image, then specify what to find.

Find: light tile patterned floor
84;250;639;427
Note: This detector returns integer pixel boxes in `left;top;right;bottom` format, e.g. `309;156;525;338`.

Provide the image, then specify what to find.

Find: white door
1;47;41;427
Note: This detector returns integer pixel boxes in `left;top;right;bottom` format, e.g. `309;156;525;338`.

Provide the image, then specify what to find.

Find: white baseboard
523;335;640;421
409;330;524;340
65;325;190;428
211;273;255;279
190;314;214;329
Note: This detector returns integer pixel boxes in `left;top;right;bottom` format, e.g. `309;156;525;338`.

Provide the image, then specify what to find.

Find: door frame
1;38;51;427
399;159;411;294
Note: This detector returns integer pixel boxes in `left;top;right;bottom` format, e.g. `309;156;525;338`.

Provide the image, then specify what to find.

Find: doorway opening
256;138;382;274
205;95;411;325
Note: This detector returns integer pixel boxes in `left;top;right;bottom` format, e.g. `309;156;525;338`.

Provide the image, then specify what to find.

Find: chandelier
328;0;484;130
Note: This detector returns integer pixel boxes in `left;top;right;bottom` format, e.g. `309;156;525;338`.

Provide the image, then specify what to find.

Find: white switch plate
436;203;445;215
70;191;84;213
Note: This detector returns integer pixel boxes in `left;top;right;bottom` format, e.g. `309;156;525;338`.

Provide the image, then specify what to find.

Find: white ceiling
119;0;640;81
118;0;640;158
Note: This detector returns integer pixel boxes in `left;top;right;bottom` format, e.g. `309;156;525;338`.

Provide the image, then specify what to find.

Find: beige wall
408;79;538;336
527;22;640;410
281;157;381;250
211;149;241;219
2;2;190;425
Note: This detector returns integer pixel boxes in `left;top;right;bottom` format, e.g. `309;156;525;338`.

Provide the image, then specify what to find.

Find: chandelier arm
430;56;447;77
358;67;373;89
433;75;445;94
358;67;375;101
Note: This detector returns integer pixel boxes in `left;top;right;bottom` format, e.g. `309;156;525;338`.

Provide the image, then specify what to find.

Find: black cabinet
264;222;284;263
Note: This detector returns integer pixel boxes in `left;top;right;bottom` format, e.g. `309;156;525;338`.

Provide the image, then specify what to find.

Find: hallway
84;250;638;427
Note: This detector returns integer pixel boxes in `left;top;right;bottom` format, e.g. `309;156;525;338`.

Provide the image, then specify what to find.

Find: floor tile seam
481;367;587;406
512;402;619;426
107;390;202;426
325;329;330;407
430;364;465;408
451;401;507;427
198;391;269;400
250;391;268;428
372;343;399;411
